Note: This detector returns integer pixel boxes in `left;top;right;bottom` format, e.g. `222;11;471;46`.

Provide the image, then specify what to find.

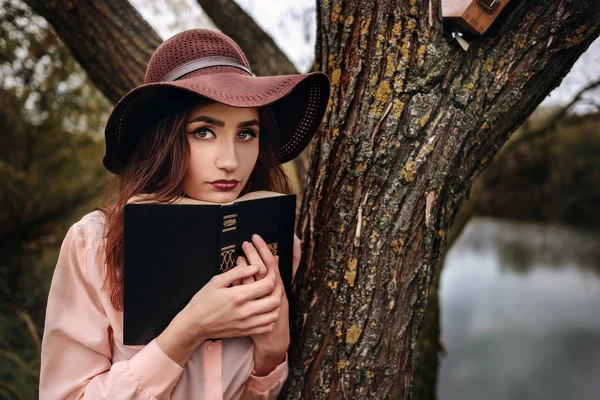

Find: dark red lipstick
209;179;239;190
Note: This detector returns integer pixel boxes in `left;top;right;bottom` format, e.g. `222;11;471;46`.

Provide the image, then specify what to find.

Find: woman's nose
215;140;239;171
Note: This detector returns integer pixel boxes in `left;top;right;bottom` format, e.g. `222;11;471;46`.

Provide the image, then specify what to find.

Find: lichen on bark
286;0;600;399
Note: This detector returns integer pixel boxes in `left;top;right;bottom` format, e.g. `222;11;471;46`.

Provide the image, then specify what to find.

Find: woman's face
183;102;260;203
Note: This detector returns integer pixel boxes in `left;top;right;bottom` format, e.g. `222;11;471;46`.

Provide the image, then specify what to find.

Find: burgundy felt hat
103;29;331;174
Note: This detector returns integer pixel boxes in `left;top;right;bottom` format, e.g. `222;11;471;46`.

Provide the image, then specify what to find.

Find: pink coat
39;211;288;399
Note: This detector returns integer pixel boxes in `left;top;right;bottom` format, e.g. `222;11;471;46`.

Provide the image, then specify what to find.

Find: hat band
160;56;253;82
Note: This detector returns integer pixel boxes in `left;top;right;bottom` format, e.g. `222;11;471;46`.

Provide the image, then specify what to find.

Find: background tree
14;0;600;398
288;1;599;398
0;1;110;398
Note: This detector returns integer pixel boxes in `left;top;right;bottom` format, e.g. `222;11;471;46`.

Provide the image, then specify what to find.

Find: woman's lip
210;182;238;190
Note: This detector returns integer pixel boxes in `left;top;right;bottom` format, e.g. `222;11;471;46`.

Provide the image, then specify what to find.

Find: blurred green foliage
468;111;600;229
0;1;110;398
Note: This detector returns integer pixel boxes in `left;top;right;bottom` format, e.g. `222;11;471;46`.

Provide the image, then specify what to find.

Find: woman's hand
183;261;281;339
234;234;293;375
238;235;290;350
157;261;281;367
234;233;301;284
292;233;301;283
156;234;302;369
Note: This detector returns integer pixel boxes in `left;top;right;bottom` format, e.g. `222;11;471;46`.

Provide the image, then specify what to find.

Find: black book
123;191;296;345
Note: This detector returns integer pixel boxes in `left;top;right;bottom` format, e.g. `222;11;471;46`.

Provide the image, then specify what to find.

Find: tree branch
23;0;161;103
498;77;600;155
196;0;298;76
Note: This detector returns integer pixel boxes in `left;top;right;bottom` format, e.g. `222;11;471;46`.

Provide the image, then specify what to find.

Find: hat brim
103;68;330;174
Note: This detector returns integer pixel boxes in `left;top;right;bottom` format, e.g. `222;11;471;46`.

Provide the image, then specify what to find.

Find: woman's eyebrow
237;119;259;128
187;115;259;128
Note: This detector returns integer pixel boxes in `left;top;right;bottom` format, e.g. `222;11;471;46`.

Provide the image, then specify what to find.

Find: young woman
39;29;330;400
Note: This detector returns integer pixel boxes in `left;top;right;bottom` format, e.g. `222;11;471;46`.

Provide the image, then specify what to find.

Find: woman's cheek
240;143;259;181
185;146;212;192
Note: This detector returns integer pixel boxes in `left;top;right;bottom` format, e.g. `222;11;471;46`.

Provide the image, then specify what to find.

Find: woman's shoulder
67;209;107;250
79;209;106;229
62;210;109;288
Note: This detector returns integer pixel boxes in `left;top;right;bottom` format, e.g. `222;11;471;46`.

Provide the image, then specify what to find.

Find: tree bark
286;0;600;398
23;0;161;104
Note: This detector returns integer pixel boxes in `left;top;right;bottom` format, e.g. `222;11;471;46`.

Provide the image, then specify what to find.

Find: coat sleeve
239;352;289;400
39;222;184;400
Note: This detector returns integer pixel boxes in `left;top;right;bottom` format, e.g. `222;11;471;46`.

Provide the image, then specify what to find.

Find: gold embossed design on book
223;213;237;233
267;242;278;256
223;218;236;227
220;245;236;272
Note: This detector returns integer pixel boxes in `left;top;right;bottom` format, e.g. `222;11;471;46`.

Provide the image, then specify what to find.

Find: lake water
438;218;600;400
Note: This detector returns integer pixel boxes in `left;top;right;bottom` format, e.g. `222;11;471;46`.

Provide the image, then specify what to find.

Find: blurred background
0;0;598;399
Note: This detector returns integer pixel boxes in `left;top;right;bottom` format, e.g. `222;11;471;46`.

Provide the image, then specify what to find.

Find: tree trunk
23;0;161;104
286;0;600;398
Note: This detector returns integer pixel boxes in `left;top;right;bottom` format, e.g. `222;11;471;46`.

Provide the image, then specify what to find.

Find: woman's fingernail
237;256;244;263
242;241;250;248
252;234;260;241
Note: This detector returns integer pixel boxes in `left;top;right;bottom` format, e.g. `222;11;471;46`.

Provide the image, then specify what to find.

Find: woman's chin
186;189;241;203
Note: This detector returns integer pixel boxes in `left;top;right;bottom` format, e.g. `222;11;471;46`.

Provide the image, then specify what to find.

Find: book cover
123;191;296;345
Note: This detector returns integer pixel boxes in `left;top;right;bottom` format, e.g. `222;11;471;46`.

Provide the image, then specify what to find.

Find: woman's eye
191;127;215;140
237;129;258;141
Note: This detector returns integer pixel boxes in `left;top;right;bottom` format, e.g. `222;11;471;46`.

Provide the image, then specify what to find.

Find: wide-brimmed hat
103;29;331;174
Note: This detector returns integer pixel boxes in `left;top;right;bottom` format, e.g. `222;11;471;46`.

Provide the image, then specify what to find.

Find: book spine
218;204;238;273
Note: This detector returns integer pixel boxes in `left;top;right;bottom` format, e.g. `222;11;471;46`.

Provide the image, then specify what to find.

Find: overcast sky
130;0;599;114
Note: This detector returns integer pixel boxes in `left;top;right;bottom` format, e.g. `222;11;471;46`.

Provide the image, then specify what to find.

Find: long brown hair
99;98;290;311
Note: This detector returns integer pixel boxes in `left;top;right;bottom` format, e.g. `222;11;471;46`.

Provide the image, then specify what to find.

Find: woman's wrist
252;342;288;376
156;312;206;367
